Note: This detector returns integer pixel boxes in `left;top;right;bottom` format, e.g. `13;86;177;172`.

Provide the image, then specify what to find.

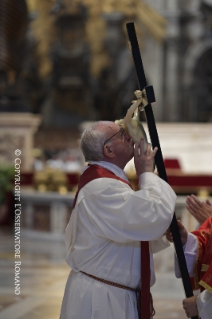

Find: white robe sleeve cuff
174;232;198;278
150;236;170;254
196;289;212;319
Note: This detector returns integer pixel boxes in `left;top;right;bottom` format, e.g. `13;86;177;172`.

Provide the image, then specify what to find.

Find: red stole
73;164;151;319
191;217;212;294
72;164;132;208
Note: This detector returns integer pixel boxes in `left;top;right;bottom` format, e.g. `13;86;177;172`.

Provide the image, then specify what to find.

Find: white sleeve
175;232;198;278
150;236;170;254
196;289;212;319
81;172;176;243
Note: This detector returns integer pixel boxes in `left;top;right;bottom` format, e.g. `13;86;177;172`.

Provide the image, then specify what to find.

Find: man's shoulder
82;177;132;194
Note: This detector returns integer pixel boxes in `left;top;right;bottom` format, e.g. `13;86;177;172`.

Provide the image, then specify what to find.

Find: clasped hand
165;220;188;246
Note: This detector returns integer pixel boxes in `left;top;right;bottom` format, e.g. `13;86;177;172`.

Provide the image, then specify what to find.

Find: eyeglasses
103;127;126;146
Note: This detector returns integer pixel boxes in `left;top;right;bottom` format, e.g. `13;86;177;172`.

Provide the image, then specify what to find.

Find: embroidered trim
199;280;212;294
201;264;209;272
193;237;201;290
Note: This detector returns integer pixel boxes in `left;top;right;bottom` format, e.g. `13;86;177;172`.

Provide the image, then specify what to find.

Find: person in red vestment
166;217;212;319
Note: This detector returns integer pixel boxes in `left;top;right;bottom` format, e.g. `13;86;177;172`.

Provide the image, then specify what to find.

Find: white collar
81;161;129;183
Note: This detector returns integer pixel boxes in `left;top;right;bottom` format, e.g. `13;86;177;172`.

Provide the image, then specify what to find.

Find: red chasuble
191;217;212;294
73;164;151;319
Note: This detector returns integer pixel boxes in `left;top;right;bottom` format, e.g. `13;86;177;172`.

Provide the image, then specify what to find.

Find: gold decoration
198;188;209;198
201;264;209;272
34;167;68;192
199;279;212;294
83;0;167;76
26;0;167;78
26;0;56;78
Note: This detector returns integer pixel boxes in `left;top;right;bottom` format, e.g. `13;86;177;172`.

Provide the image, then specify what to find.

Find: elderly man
59;121;176;319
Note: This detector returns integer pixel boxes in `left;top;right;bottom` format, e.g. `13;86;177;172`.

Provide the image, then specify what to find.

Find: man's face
104;123;134;166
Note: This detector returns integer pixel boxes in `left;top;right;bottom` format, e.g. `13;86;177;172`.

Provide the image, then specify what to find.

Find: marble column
0;113;42;171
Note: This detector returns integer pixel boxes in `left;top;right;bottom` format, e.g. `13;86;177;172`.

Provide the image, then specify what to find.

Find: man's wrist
137;169;153;176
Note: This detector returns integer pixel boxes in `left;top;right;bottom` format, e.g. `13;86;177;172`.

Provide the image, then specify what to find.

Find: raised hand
134;139;157;177
186;194;212;225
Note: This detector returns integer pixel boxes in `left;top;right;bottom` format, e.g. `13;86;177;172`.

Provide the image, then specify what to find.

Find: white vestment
60;162;176;319
175;233;212;319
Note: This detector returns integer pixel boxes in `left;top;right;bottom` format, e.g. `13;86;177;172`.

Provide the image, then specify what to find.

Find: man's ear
103;144;115;158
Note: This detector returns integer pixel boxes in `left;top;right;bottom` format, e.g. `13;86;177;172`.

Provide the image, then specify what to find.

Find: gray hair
79;122;108;161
